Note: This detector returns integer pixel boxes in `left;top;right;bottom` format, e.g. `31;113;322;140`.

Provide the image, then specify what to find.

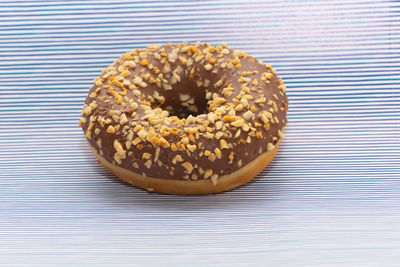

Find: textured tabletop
0;0;400;266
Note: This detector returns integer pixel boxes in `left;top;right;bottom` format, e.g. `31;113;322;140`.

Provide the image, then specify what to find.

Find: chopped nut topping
121;70;130;78
172;154;184;164
139;59;149;66
144;160;152;169
267;143;275;151
214;79;224;87
213;131;222;139
107;90;122;104
137;129;147;139
187;144;196;152
208;153;217;162
213;97;226;106
214;148;222;159
163;83;172;91
132;137;141;145
221;48;229;55
210;174;218;186
237;159;243;168
179;93;191;102
94;77;103;86
170;143;178;152
235;104;244;111
223;116;235;123
182;162;193;174
107;125;116;134
114;139;124;153
260;112;270;124
243;110;253;120
178;56;187;64
204;169;213;179
278;129;284;139
158;137;170;148
194;55;203;62
220;139;229;149
120;114;128;125
229;151;234;161
231;118;244;128
142;152;151;160
204;63;213;71
79;117;87;126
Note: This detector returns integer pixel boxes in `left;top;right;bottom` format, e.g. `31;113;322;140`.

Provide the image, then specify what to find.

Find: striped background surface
0;0;399;266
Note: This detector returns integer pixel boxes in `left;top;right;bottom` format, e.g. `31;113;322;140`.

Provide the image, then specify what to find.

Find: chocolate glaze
80;43;288;182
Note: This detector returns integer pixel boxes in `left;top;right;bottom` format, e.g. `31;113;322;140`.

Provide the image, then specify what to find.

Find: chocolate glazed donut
79;42;288;195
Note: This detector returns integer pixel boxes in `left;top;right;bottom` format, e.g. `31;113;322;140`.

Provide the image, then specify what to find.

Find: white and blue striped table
0;1;399;266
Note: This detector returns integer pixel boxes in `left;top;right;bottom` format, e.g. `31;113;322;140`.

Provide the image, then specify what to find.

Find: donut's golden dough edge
92;139;281;195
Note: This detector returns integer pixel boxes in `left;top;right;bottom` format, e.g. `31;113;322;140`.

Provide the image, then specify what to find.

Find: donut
79;42;288;195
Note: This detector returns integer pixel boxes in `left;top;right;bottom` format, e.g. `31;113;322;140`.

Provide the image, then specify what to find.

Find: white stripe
0;0;391;5
0;19;398;34
0;2;394;17
1;47;399;63
0;0;392;9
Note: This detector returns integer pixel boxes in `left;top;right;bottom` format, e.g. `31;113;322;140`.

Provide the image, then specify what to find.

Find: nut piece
182;162;193;174
214;148;222;159
204;169;213;179
210;174;218;186
144;160;152;169
137;129;147;139
158;137;170;148
278;129;284;139
107;125;116;134
231;118;244;128
187;144;196;152
267;143;275;151
204;63;213;71
220;139;229;149
142;152;151;160
114;139;124;154
243;110;253;120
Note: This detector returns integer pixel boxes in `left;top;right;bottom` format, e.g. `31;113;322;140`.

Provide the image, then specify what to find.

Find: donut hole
168;105;205;119
161;84;209;119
